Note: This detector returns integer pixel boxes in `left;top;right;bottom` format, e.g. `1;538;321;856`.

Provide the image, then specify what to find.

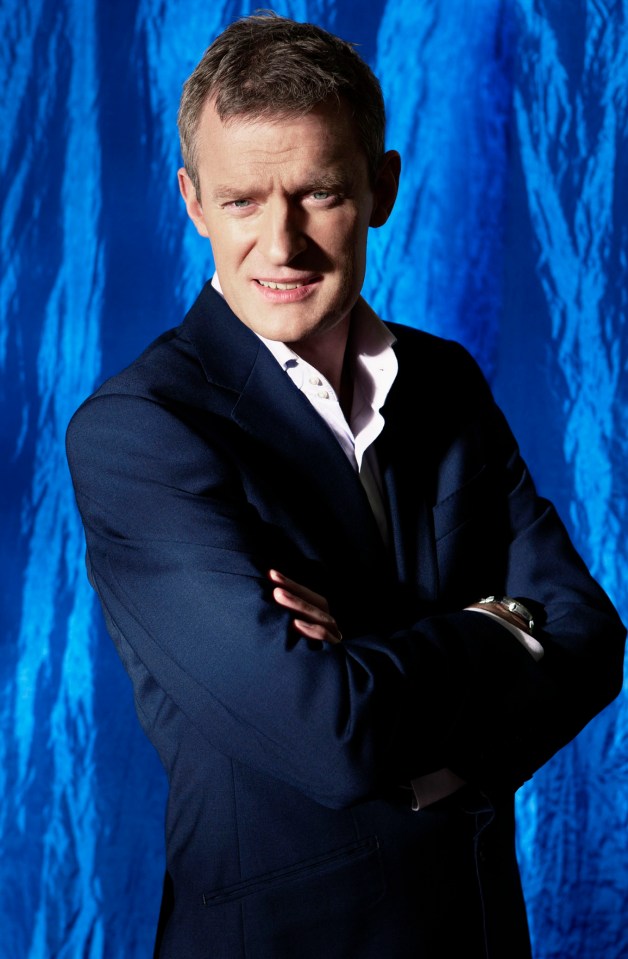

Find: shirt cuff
410;768;466;810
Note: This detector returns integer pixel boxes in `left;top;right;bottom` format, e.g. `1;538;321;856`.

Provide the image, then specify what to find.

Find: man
66;12;625;959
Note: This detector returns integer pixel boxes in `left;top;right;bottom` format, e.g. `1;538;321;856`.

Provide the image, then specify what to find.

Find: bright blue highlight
1;1;626;957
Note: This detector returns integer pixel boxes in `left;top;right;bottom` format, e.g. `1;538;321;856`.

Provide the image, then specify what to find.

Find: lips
253;276;320;303
255;275;319;287
257;280;304;291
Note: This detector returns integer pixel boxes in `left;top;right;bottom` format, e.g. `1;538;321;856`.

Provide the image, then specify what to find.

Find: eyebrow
210;170;357;203
299;173;356;194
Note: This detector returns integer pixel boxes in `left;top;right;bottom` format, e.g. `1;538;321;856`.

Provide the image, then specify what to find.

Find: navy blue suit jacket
66;283;625;958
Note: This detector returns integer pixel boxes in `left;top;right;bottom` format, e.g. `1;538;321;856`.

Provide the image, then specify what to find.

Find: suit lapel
376;337;440;605
181;283;387;569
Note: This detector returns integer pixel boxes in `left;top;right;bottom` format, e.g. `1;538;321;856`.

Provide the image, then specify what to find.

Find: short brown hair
177;11;386;196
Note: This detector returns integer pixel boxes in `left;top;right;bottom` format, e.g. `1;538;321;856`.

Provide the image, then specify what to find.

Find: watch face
478;596;534;632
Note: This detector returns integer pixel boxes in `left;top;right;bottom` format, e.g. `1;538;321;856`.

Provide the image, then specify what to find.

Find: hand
268;569;343;645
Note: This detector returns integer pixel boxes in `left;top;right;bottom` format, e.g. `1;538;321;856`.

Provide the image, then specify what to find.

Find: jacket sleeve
65;378;625;808
402;338;626;795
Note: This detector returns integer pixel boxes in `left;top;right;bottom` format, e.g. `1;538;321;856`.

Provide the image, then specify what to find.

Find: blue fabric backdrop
1;2;626;957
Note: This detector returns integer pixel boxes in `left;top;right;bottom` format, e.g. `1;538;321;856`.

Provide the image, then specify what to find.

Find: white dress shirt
254;296;397;547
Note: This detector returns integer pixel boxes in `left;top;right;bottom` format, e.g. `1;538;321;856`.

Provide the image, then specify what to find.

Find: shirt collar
210;271;397;386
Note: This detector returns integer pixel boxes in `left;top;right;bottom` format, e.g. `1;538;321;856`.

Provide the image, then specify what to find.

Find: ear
178;168;209;238
369;150;401;228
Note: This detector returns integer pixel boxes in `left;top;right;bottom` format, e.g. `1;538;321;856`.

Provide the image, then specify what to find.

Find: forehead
194;99;368;185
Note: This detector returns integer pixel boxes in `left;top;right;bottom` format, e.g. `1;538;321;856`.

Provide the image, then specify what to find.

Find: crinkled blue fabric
1;1;625;957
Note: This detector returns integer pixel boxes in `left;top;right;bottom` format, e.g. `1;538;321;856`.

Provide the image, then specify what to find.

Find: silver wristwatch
478;595;535;633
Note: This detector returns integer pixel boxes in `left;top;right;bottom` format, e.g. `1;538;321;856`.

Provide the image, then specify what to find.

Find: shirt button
317;390;329;399
309;376;322;386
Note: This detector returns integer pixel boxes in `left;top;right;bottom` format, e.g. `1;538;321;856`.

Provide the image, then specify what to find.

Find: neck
290;313;351;399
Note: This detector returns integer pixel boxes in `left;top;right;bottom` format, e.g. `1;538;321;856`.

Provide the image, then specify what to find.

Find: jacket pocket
203;835;382;906
205;836;386;958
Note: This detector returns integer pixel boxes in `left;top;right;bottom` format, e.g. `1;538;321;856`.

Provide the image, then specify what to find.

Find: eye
223;198;256;215
309;190;342;204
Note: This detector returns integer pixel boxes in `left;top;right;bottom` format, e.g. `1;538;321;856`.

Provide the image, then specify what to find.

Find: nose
258;199;307;264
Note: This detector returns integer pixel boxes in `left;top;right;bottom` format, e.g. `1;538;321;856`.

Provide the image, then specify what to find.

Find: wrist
475;596;535;634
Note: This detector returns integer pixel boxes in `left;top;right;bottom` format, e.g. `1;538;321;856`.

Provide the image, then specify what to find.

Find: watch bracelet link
478;595;535;633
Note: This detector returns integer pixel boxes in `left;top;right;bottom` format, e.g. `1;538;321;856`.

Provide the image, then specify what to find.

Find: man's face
179;99;398;352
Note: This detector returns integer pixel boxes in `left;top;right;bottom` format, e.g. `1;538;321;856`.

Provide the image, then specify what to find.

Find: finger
270;571;329;609
268;571;343;642
293;619;342;645
268;569;330;612
274;589;343;642
272;587;335;628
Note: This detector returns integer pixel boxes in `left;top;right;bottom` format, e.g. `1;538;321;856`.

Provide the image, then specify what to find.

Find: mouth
253;276;320;302
255;277;319;290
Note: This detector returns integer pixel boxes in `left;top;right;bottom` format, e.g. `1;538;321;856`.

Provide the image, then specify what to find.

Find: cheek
320;215;364;259
207;223;252;265
339;221;369;271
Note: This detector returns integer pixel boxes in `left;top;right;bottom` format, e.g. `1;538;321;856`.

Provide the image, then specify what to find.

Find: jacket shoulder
385;321;494;409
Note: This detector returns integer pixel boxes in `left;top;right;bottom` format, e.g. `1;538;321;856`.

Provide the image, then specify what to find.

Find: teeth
258;280;304;290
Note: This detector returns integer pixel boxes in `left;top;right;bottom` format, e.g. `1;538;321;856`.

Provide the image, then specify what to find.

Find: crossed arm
67;385;626;807
270;569;548;807
269;569;535;645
